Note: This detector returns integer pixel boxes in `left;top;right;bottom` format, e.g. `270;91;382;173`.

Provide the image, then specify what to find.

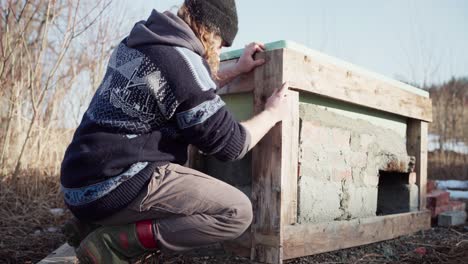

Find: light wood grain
218;49;432;122
281;90;299;226
282;49;432;121
250;49;285;264
283;211;431;260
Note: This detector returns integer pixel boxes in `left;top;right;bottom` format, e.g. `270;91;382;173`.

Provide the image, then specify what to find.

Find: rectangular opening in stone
377;170;419;215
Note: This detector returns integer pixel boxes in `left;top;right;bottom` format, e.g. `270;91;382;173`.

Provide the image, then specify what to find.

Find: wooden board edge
282;211;431;260
283;48;433;122
280;90;300;226
250;48;285;264
38;243;76;264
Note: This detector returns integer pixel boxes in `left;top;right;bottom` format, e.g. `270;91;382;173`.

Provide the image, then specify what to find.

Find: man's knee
227;192;253;238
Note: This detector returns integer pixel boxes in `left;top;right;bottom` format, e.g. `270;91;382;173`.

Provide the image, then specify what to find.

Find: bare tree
0;0;116;182
427;78;468;180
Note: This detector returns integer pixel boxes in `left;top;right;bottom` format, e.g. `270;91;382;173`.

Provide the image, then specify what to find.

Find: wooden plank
250;49;285;264
222;40;429;98
283;49;433;122
281;90;299;225
283;211;431;260
407;120;429;210
217;58;255;95
38;243;76;264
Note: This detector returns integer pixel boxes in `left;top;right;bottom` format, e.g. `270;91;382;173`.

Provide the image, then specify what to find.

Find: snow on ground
428;133;468;154
436;180;468;190
447;190;468;200
436;180;468;200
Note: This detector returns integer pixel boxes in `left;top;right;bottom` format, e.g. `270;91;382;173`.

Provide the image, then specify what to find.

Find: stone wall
298;96;412;224
192;92;417;224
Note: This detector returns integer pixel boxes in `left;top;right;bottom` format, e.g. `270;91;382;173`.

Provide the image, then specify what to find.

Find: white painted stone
298;177;342;223
347;185;378;219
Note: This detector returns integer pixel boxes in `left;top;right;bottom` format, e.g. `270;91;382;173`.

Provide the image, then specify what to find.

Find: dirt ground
1;176;467;264
2;217;468;264
155;226;468;264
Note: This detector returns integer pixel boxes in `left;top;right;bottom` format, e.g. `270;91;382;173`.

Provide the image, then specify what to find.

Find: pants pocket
128;166;166;212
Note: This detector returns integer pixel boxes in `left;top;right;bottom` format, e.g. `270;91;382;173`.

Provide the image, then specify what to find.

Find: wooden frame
42;44;432;264
214;46;432;263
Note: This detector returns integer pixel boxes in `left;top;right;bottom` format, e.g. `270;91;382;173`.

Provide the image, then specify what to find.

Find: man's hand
235;42;266;74
240;82;290;151
217;42;266;88
265;82;290;123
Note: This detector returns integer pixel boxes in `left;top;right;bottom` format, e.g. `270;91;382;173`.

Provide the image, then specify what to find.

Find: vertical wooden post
250;49;300;263
281;49;301;226
251;49;284;264
407;120;428;210
281;90;299;226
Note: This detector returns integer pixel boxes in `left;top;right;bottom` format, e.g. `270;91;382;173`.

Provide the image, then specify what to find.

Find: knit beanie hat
184;0;238;47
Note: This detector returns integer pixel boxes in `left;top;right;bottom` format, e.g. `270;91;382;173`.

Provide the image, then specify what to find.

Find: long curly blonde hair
177;4;221;79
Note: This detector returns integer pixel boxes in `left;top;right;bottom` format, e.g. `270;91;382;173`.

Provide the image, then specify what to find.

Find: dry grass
0;128;74;178
428;150;468;181
0;173;69;264
0;0;115;179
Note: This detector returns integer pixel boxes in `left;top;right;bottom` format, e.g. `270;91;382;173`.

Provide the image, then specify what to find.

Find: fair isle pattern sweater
60;10;247;221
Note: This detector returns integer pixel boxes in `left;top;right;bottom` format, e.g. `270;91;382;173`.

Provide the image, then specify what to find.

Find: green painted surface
220;93;254;121
220;40;289;61
221;40;429;98
300;93;407;137
195;92;410;204
191;92;254;197
216;92;407;150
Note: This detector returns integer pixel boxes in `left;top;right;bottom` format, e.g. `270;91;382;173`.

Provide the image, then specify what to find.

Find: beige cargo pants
96;163;253;252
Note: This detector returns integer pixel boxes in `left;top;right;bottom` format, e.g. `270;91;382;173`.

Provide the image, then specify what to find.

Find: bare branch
73;0;112;39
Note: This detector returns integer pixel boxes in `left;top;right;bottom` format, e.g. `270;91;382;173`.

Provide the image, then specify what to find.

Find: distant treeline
426;77;467;180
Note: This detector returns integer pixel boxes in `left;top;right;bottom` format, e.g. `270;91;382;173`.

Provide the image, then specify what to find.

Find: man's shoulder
131;44;216;92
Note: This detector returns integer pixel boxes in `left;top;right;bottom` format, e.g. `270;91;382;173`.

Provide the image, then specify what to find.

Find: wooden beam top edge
289;85;432;122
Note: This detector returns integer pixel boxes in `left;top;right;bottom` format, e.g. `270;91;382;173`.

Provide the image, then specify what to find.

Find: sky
117;0;468;87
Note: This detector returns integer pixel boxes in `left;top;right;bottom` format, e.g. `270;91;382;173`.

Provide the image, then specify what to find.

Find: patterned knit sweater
60;10;248;221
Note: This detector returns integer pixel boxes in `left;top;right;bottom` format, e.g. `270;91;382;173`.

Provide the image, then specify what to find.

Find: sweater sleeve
176;97;247;161
149;46;248;161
